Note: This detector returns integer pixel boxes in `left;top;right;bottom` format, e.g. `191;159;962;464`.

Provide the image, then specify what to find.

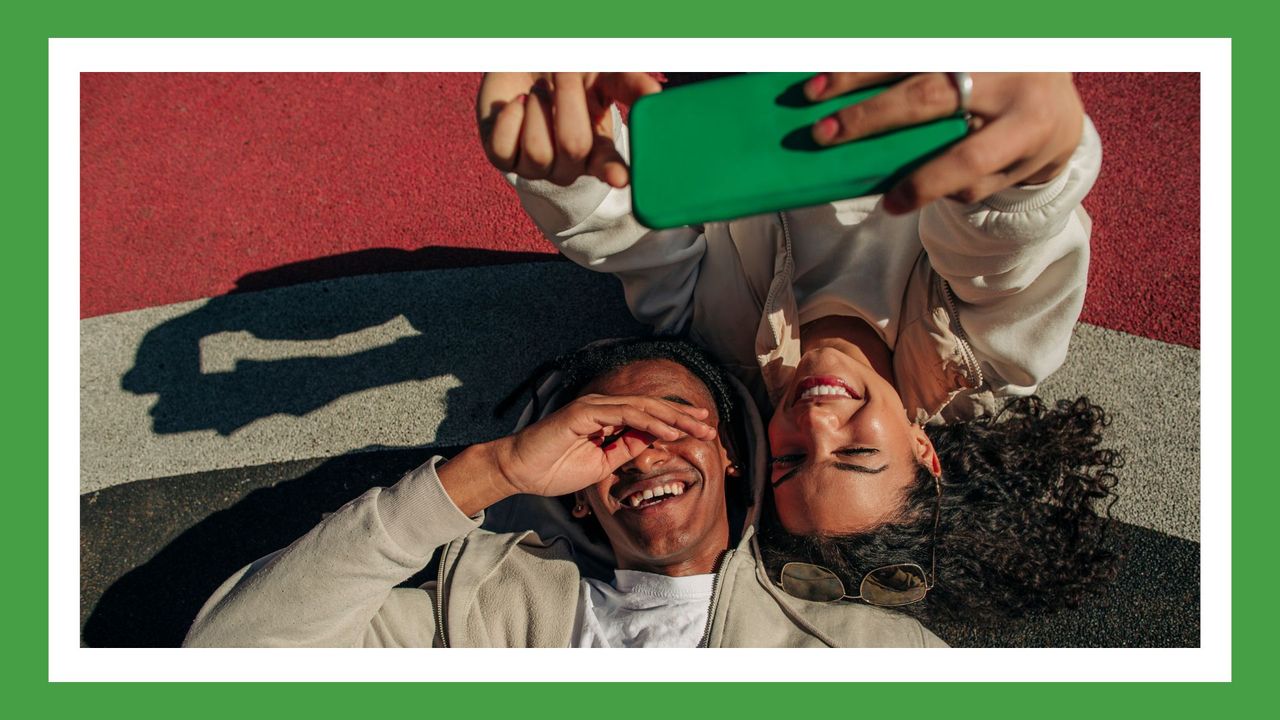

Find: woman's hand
476;72;663;188
804;72;1084;213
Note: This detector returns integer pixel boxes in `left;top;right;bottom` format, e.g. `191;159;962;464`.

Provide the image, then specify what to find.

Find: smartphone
628;72;968;229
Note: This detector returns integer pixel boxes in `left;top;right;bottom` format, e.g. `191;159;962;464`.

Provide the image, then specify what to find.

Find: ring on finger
947;72;972;131
947;72;973;113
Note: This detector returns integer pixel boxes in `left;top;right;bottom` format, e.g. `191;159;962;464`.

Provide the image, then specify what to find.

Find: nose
793;403;844;433
618;442;673;476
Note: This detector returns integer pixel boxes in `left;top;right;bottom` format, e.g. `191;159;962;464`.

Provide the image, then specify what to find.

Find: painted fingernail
883;188;909;214
607;166;629;188
814;116;839;143
516;94;527;104
806;73;829;99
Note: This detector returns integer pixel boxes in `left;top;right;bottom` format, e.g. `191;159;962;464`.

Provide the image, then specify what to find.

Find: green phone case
628;72;968;229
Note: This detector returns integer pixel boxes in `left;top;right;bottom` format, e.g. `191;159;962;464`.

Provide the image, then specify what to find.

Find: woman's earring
572;503;592;519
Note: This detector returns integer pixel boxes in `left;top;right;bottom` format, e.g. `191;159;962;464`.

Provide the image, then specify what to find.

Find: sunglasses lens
860;564;929;607
780;562;846;602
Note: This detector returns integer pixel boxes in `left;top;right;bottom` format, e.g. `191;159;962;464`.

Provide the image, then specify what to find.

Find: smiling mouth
793;376;861;405
613;467;702;512
621;480;688;509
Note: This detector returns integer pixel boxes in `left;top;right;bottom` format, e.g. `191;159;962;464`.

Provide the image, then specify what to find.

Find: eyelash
769;448;876;466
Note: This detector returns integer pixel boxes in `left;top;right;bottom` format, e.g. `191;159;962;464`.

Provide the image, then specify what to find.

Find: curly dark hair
759;395;1123;624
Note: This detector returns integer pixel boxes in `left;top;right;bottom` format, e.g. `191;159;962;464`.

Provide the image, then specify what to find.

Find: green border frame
17;0;1255;709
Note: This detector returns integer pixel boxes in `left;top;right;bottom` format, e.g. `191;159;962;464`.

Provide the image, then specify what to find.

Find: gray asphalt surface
79;260;1201;647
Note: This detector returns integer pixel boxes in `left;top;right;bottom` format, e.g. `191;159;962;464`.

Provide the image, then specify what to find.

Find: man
184;338;944;647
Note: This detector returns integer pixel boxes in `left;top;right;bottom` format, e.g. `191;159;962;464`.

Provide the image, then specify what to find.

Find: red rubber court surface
80;72;1199;348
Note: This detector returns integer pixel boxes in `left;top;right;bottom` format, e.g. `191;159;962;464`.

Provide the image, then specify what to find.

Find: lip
792;375;862;406
611;469;701;511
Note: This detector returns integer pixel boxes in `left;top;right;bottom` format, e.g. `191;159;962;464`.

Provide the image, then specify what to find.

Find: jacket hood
480;337;768;580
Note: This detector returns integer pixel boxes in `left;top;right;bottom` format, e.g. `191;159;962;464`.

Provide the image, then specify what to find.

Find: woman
477;71;1120;621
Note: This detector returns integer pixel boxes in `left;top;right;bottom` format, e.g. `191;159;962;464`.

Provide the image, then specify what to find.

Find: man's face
575;359;735;577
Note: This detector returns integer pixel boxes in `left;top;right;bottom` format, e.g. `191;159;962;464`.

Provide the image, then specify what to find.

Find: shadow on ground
120;247;625;440
82;444;1200;648
82;448;451;647
88;246;649;645
929;521;1199;647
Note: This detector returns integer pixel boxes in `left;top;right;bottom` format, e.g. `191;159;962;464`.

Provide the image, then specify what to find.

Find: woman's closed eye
770;448;878;466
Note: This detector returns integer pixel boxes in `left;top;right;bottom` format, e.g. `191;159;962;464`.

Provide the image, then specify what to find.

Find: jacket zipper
763;212;796;320
697;548;735;648
435;545;450;648
939;278;985;388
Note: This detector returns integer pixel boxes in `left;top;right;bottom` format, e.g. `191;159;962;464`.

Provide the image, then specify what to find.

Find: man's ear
571;490;593;519
911;425;941;477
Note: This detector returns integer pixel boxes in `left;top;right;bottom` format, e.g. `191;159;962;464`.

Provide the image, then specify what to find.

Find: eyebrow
834;462;888;474
772;460;890;488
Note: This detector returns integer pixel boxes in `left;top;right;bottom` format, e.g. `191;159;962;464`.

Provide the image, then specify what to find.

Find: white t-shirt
571;570;715;648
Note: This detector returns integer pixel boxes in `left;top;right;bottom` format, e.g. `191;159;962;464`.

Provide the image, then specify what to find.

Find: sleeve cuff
981;114;1101;214
376;456;482;558
505;104;629;234
982;167;1072;213
510;174;617;234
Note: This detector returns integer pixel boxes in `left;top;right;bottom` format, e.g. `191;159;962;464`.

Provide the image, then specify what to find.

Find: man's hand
491;393;715;497
439;394;714;516
803;72;1084;213
476;72;663;188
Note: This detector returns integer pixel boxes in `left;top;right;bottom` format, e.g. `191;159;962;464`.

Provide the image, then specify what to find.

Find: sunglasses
777;473;940;607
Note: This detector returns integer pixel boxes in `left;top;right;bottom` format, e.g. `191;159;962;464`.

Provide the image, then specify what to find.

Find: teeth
801;384;852;400
622;482;687;508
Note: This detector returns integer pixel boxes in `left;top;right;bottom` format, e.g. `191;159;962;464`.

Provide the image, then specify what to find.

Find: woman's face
767;342;938;535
